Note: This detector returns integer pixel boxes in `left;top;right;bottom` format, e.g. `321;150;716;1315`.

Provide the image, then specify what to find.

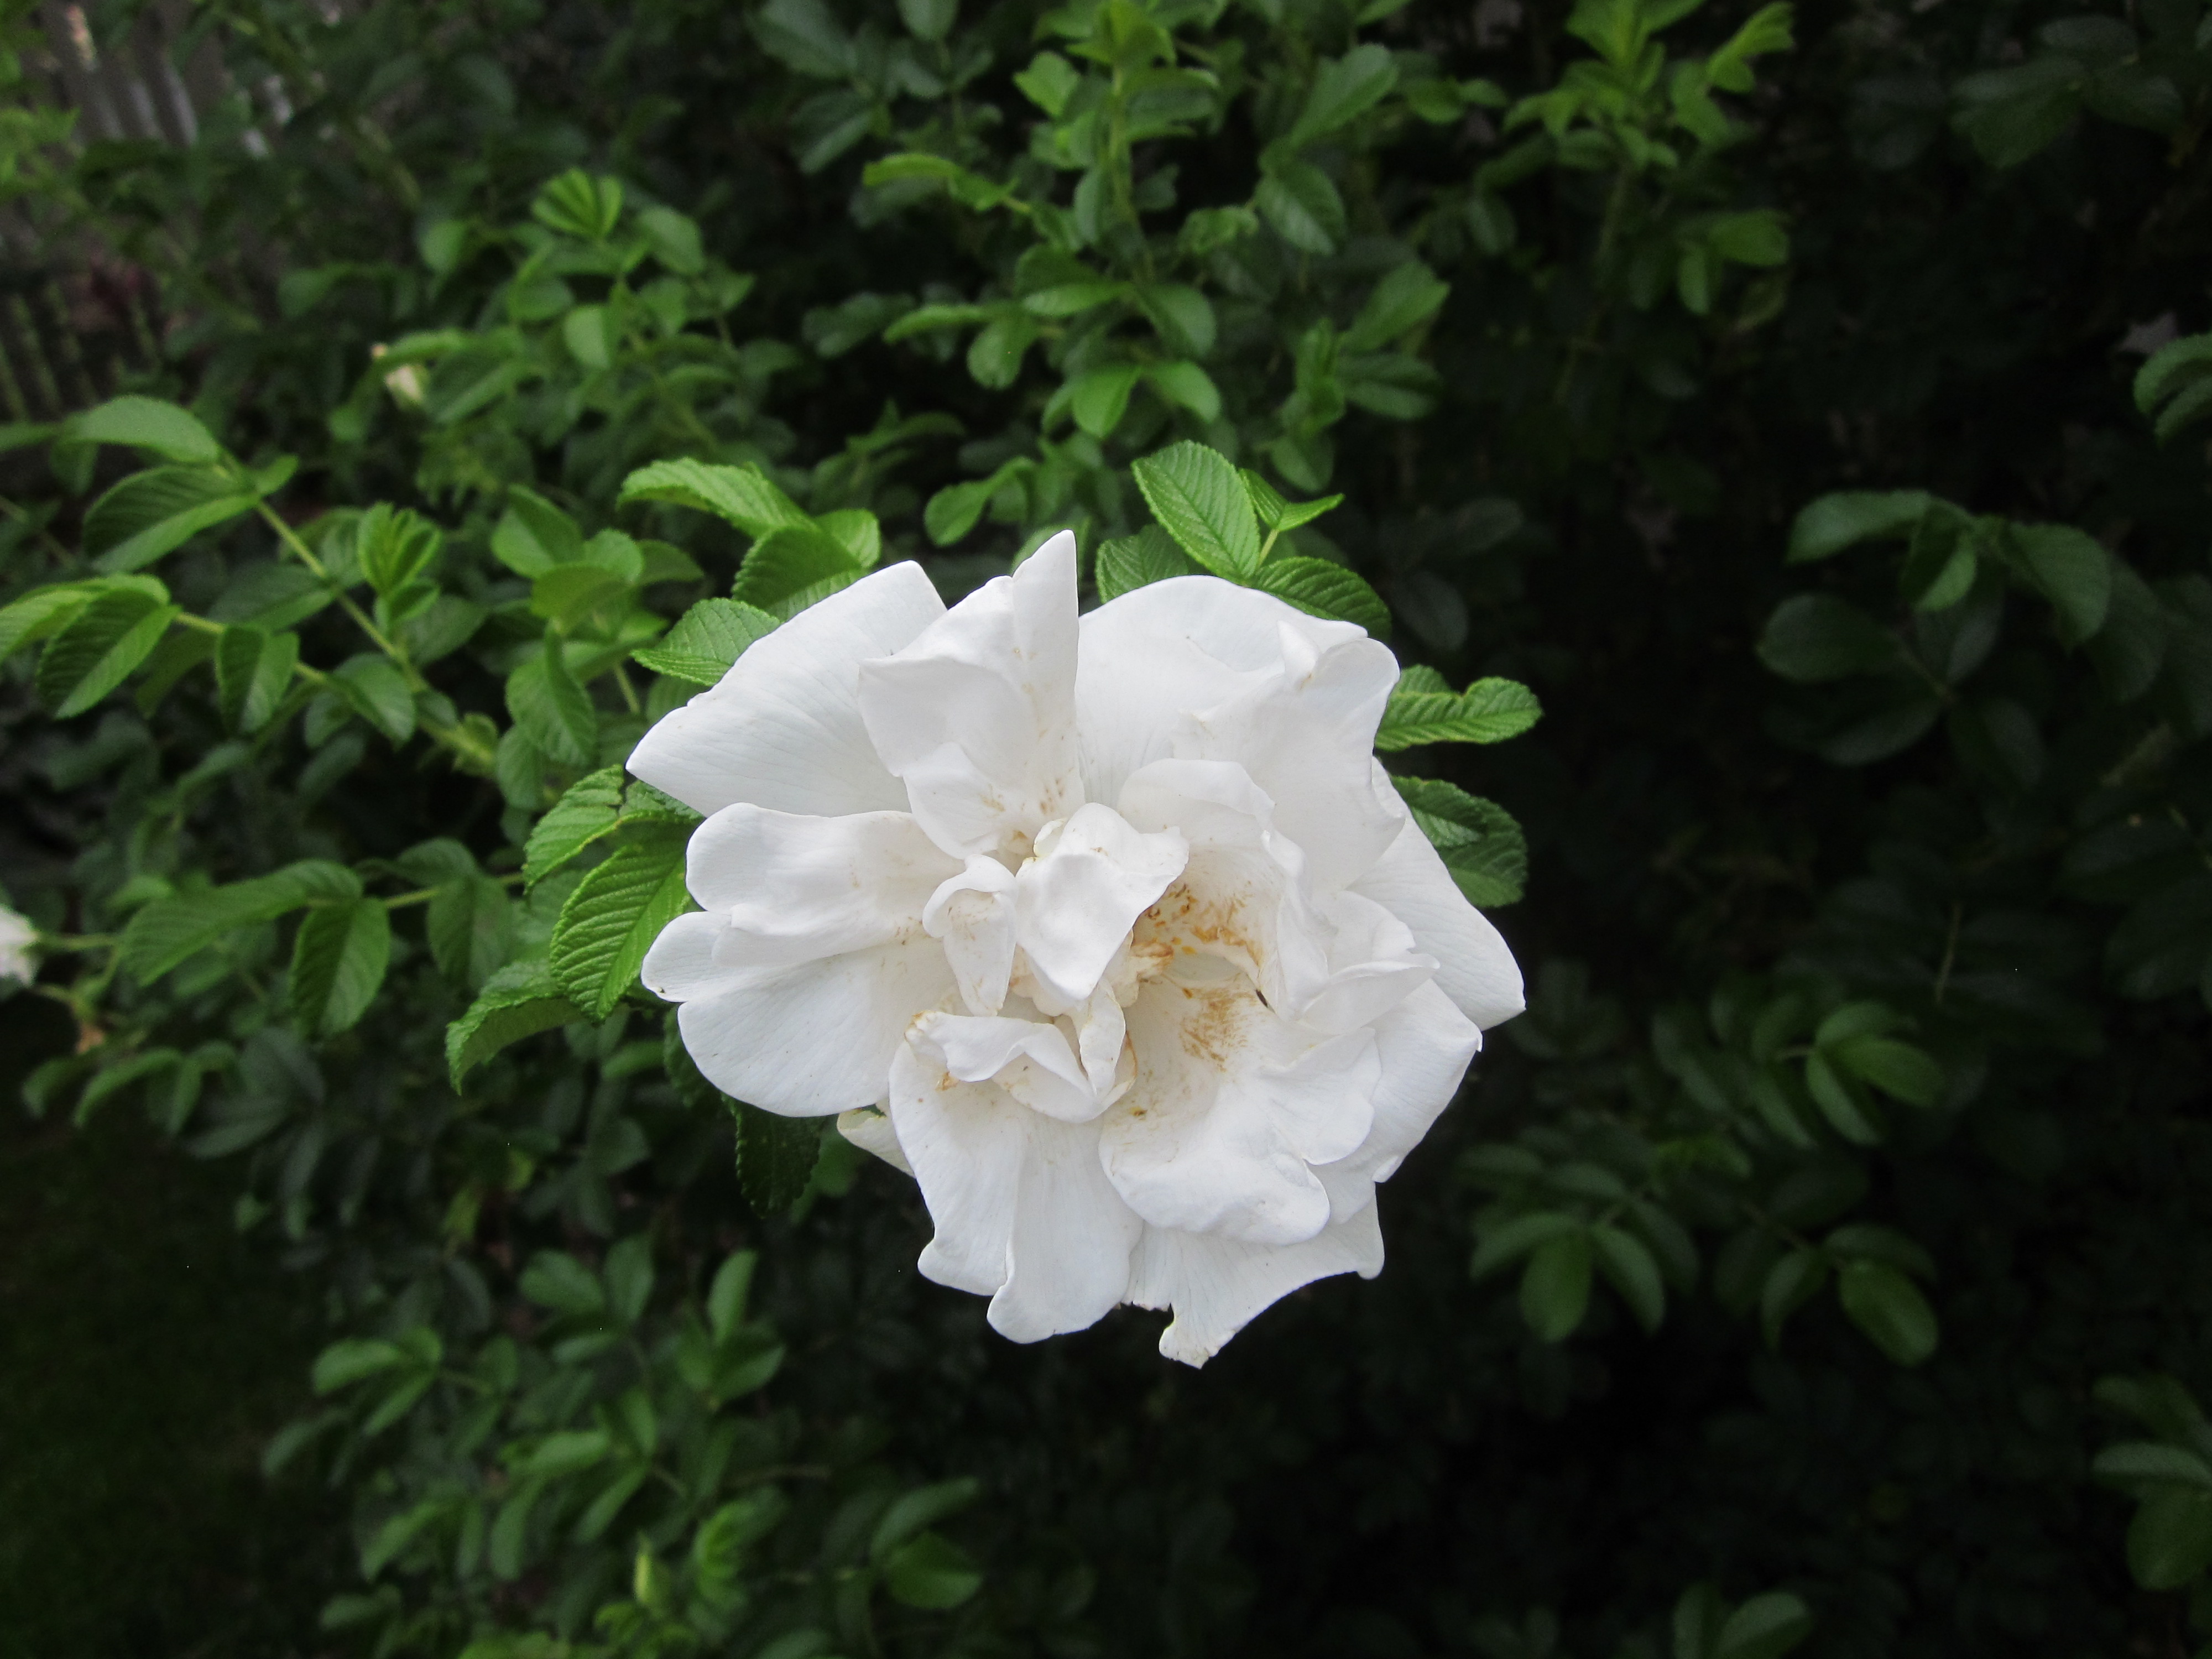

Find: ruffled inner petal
628;562;943;818
858;530;1085;859
658;938;952;1117
686;805;955;967
910;1010;1103;1124
1125;1202;1385;1368
1097;980;1335;1246
924;855;1019;1015
1014;803;1186;1011
889;1035;1140;1339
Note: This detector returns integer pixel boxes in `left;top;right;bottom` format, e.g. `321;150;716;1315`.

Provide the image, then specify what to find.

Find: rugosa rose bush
633;534;1524;1363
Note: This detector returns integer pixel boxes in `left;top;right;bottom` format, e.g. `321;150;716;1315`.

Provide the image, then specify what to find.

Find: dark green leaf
1714;1593;1814;1659
216;626;300;735
37;588;179;717
733;1099;826;1217
731;524;867;618
1786;491;1932;564
1519;1228;1594;1341
506;642;598;769
1095;526;1192;601
1392;778;1528;906
491;486;585;577
1256;160;1348;254
122;861;361;983
289;900;392;1040
523;767;628;886
2129;1486;2212;1589
84;467;259;573
446;958;583;1087
1837;1260;1938;1365
1592;1222;1666;1331
2008;523;2112;644
332;655;417;745
69;396;221;464
883;1531;983;1610
1757;595;1897;682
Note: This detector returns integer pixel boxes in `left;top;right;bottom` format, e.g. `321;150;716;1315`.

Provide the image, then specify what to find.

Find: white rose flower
0;905;38;992
633;533;1523;1364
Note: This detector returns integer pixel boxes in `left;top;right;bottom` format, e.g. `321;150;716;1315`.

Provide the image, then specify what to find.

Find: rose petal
924;855;1019;1016
1078;578;1402;890
859;530;1084;859
685;806;954;967
910;1010;1102;1124
1312;980;1478;1223
837;1105;912;1174
628;561;944;817
889;1039;1140;1339
1350;800;1526;1030
1126;1201;1385;1368
651;936;953;1117
1096;981;1334;1246
1014;803;1186;1010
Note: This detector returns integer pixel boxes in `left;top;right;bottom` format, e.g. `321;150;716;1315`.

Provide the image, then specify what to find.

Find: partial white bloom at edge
0;906;38;991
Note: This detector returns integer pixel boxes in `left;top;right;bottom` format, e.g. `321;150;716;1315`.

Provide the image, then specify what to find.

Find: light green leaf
491;486;585;577
732;524;868;618
523;767;627;887
632;597;778;686
289;899;392;1040
1131;442;1264;580
68;395;221;464
1240;471;1343;535
618;458;811;540
1376;675;1542;748
1251;556;1391;635
550;832;692;1019
1095;526;1192;601
1144;361;1222;422
1068;364;1144;438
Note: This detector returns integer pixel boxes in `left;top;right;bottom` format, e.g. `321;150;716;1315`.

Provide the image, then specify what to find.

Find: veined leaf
69;395;221;464
1393;777;1528;907
84;467;260;573
523;767;627;887
36;589;181;717
1375;675;1542;748
550;833;693;1020
732;524;867;617
1251;556;1391;635
447;958;583;1087
1095;526;1192;601
506;641;598;768
618;458;811;540
121;860;363;983
290;900;392;1039
1132;441;1263;580
632;598;777;686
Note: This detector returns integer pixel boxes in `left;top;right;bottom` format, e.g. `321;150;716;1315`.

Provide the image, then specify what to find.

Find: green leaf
1256;159;1347;254
1519;1228;1594;1341
523;767;627;886
753;0;855;77
1131;442;1264;580
1135;284;1217;357
550;833;692;1020
1144;361;1223;422
883;1531;984;1611
531;168;623;240
311;1338;409;1394
1804;1049;1885;1142
1836;1260;1938;1365
491;486;586;577
872;1478;983;1561
1240;471;1343;535
83;467;260;573
1282;44;1398;151
1250;557;1391;635
1757;595;1897;682
2095;1442;2212;1491
732;1099;826;1217
37;588;179;717
215;627;300;735
2008;523;2112;644
618;458;811;540
333;655;418;746
1592;1222;1666;1331
732;524;867;618
121;862;360;983
2129;1487;2212;1589
427;875;515;990
1376;675;1542;748
1759;1247;1828;1348
1471;1210;1584;1279
507;641;598;769
68;395;221;464
446;958;583;1087
1827;1034;1943;1108
604;1235;656;1324
1095;526;1193;601
1786;491;1932;563
1341;262;1449;352
1392;778;1528;906
0;581;110;663
289;900;392;1040
1714;1592;1814;1659
1067;364;1144;439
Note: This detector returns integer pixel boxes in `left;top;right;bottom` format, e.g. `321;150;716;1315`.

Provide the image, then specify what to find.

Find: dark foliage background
2;0;2210;1653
